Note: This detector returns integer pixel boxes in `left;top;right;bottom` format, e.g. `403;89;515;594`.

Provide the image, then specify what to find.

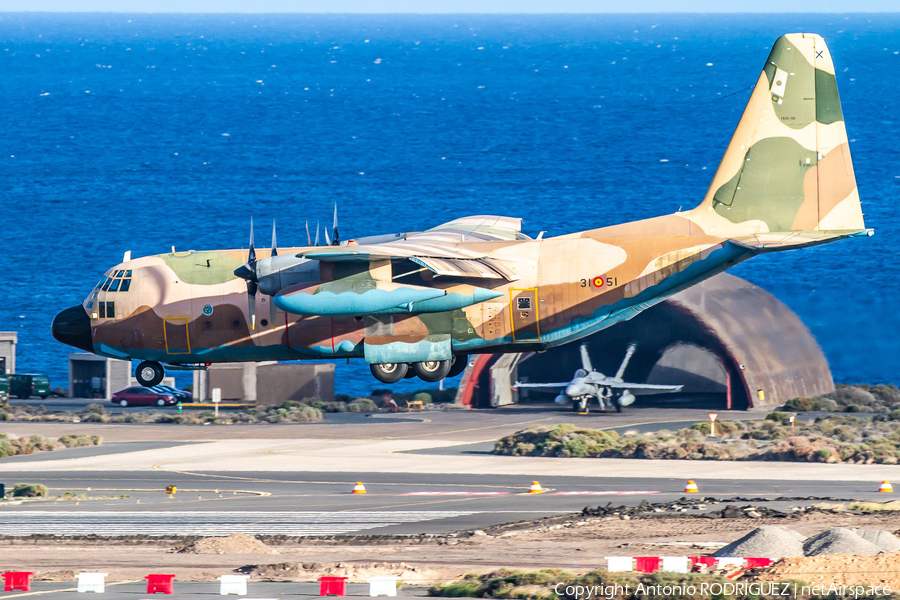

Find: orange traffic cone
879;480;893;493
528;481;544;494
684;480;699;493
352;482;367;494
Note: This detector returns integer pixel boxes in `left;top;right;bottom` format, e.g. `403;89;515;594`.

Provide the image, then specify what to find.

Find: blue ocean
2;13;897;395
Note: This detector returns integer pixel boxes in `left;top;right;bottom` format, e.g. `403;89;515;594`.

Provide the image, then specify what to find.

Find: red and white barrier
607;556;774;573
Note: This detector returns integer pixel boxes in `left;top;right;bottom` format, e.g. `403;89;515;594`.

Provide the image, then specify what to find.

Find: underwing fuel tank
273;280;503;317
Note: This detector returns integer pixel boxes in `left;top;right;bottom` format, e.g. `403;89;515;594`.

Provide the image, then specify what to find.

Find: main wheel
446;355;468;378
613;395;623;413
413;360;452;383
135;361;165;387
403;366;418;379
119;399;129;407
574;398;588;413
156;398;166;406
370;363;409;384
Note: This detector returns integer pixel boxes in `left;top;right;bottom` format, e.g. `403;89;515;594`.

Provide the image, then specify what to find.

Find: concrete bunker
459;273;834;410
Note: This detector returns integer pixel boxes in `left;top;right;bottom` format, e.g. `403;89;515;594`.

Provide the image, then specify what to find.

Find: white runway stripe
0;511;479;537
550;491;660;495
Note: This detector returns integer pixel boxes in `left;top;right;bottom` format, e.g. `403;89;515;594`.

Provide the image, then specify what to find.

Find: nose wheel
135;361;165;387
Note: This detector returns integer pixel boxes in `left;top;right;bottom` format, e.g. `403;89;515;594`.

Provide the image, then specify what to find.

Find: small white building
0;332;16;375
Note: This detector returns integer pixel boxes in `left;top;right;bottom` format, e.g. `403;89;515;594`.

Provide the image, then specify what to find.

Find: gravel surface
850;528;900;552
802;527;884;556
713;526;805;558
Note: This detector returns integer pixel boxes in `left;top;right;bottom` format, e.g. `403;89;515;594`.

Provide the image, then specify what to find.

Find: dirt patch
237;561;443;583
173;533;277;555
756;552;900;587
33;570;76;582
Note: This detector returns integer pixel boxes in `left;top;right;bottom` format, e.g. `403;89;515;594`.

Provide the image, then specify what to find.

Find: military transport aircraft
52;34;872;388
513;343;683;413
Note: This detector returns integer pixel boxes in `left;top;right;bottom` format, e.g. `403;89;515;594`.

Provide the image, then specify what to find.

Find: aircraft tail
691;34;870;248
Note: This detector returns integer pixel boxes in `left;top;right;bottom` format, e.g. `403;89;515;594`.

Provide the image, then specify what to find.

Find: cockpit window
99;272;133;294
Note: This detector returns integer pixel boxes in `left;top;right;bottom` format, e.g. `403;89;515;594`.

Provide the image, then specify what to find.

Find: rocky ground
3;502;900;584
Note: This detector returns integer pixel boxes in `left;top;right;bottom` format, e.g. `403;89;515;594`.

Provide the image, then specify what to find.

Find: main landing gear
370;355;467;384
135;361;165;387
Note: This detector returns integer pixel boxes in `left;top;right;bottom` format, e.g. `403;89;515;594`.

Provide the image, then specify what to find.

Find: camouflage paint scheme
74;34;870;371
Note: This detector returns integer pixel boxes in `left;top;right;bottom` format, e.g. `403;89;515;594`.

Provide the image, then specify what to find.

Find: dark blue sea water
2;13;898;395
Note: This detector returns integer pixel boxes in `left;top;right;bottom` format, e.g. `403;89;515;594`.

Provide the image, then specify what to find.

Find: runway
0;407;889;537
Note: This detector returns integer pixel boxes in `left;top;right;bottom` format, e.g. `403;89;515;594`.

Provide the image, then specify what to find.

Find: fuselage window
119;279;131;292
101;278;113;291
109;279;121;292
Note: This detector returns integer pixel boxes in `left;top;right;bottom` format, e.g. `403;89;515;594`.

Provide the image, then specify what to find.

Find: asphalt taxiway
0;406;890;537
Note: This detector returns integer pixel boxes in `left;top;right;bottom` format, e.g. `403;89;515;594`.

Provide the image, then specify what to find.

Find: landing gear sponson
370;355;467;384
136;356;468;388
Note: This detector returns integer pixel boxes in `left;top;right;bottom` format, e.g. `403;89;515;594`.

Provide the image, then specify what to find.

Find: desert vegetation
0;433;100;458
494;414;900;464
784;384;900;413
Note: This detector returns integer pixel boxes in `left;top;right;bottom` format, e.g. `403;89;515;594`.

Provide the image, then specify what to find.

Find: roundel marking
592;276;605;288
202;304;214;316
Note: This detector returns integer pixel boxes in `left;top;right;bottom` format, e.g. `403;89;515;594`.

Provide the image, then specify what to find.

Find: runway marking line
400;491;510;496
550;490;661;495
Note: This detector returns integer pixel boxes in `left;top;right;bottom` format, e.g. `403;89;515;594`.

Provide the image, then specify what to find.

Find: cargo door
509;288;541;342
164;318;191;354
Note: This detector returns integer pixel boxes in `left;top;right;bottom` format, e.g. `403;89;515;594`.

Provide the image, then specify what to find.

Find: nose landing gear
135;361;165;387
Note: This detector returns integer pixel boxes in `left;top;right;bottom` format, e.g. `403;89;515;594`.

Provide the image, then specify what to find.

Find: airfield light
709;413;718;437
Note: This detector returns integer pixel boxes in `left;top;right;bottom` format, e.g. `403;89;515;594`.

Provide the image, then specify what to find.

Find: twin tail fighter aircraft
514;343;683;413
52;34;871;388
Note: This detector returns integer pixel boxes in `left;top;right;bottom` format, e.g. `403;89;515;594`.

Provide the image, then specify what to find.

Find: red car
111;386;176;407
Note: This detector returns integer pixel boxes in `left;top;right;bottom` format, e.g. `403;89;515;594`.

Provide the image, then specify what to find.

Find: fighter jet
52;34;872;389
514;343;682;413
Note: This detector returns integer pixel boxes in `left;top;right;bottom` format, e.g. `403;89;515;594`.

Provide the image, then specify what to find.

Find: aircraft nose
51;305;93;353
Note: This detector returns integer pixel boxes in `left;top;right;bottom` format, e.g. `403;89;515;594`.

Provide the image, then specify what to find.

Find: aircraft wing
513;382;570;390
599;381;684;393
298;215;527;281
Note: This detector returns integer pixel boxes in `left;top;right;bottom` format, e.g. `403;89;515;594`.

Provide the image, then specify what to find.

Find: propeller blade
271;220;277;257
248;217;256;264
247;280;258;330
324;226;331;246
315;222;320;246
305;220;311;246
332;203;339;246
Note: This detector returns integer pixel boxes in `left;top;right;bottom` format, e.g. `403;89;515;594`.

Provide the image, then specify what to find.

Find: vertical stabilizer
693;34;864;235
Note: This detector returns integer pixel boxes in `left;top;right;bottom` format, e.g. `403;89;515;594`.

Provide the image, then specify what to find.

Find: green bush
766;411;788;421
414;392;433;405
12;483;48;497
784;397;812;411
347;398;378;413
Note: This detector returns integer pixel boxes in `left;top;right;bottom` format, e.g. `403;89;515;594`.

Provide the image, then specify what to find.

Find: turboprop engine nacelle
273;280;503;317
257;255;320;296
